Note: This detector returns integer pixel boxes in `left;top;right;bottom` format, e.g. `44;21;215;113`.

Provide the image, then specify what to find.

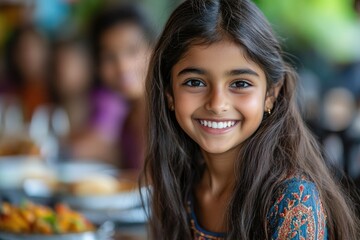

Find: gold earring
267;108;271;115
170;105;175;111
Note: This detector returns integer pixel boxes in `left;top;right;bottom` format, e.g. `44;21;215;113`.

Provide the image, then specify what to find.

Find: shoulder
267;176;328;240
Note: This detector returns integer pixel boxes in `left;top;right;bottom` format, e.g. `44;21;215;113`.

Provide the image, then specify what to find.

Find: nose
205;87;229;114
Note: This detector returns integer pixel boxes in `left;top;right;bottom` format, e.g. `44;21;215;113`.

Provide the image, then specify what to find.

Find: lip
195;118;239;134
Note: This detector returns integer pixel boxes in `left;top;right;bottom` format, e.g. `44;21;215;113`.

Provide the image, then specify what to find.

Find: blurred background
0;0;359;239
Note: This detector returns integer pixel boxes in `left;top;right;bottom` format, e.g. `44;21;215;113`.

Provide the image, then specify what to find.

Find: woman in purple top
87;4;154;168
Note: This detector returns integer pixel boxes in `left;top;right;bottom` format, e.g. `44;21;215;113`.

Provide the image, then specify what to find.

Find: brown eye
183;79;206;87
230;80;251;89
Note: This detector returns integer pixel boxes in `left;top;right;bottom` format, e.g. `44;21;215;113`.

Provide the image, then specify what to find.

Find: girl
51;37;93;157
71;4;154;167
5;25;50;122
143;0;360;239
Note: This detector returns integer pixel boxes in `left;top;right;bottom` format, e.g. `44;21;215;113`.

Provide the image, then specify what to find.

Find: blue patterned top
187;177;328;240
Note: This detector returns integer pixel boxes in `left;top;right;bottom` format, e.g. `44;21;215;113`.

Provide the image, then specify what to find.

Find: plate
81;207;149;225
59;187;148;211
54;161;118;183
60;191;140;211
0;221;114;240
59;187;150;225
0;156;51;190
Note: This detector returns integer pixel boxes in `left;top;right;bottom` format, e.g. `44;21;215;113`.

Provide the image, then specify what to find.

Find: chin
201;146;233;155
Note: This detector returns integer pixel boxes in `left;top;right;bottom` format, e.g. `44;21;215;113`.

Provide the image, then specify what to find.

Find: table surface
114;224;147;240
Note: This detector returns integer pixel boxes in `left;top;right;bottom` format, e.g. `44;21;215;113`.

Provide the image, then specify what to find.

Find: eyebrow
227;68;259;77
177;67;205;76
177;67;259;77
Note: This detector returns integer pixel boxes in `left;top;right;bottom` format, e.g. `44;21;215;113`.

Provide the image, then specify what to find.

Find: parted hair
142;0;360;239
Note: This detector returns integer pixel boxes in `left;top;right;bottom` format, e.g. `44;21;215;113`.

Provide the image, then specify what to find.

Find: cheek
173;92;199;124
133;52;149;71
139;57;149;72
132;57;147;76
235;93;265;117
174;94;194;115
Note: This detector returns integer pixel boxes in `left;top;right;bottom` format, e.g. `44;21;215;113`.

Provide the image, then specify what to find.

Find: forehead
172;39;265;77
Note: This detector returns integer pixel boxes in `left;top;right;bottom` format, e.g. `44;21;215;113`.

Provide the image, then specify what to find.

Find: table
114;224;148;240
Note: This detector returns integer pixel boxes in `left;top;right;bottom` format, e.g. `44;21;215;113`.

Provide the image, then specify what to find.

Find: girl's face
169;40;275;157
99;23;150;100
55;47;91;98
15;31;48;80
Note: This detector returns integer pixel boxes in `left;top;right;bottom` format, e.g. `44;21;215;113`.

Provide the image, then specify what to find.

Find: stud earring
267;108;271;115
170;105;175;111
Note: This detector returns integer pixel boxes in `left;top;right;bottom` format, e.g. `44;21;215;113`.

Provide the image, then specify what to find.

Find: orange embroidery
269;181;327;240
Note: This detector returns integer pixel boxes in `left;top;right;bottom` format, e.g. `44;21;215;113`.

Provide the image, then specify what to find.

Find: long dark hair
143;0;360;239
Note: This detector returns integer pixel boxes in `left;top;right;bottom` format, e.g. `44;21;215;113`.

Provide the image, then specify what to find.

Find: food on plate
21;162;58;192
0;201;94;234
61;174;137;196
117;180;137;192
0;138;40;156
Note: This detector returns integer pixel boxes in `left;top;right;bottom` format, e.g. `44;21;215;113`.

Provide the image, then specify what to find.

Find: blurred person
297;69;323;138
4;25;50;122
72;4;154;168
321;87;357;174
50;37;94;158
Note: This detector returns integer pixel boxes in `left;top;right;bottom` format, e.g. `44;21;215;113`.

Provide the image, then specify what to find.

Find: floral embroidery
187;177;328;240
190;218;225;240
268;178;328;240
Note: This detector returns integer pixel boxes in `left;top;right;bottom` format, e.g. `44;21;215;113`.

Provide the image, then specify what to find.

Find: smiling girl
142;0;360;239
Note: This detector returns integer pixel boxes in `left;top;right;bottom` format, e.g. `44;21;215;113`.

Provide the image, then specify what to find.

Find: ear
265;81;283;111
166;91;175;110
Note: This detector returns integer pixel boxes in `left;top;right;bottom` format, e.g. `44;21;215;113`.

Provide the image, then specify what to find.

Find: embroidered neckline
187;196;226;239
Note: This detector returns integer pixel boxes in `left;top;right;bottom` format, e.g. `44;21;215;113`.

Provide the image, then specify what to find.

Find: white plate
61;191;140;211
54;161;118;183
0;156;49;189
60;187;148;211
81;207;149;225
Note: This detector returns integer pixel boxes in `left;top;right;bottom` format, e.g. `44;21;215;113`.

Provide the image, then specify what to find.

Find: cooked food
117;179;137;192
0;201;94;234
63;174;137;196
0;138;40;156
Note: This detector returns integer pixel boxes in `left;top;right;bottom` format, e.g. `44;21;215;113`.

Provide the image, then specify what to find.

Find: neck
199;148;238;197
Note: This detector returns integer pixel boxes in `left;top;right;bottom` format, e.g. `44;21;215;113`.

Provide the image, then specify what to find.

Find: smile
198;120;237;129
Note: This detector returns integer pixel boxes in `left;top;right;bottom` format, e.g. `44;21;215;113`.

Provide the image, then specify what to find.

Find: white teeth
199;120;236;129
